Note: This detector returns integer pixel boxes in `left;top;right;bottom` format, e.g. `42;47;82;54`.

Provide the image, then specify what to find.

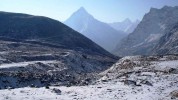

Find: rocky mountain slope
0;39;116;89
153;23;178;55
114;6;178;56
64;7;126;52
0;11;118;89
109;18;140;34
0;11;112;57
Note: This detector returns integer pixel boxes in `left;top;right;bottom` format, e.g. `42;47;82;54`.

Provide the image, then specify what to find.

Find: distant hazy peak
109;18;140;34
111;18;140;25
64;7;126;52
123;18;132;23
135;19;140;23
78;7;86;12
75;7;89;15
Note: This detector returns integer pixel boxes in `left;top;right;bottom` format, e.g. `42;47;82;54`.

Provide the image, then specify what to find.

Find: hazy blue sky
0;0;178;23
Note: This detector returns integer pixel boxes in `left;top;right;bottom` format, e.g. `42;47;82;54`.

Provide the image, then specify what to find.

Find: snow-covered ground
0;74;177;100
0;55;178;100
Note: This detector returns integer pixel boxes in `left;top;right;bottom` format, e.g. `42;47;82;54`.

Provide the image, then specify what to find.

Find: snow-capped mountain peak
77;7;87;14
71;7;94;20
64;7;126;52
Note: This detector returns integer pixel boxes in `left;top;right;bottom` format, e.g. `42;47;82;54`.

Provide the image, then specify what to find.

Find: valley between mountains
0;5;178;100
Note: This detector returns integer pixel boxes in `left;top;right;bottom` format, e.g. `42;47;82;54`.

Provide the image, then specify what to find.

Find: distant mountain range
109;19;140;34
2;6;177;58
114;6;178;56
0;11;113;57
64;7;126;52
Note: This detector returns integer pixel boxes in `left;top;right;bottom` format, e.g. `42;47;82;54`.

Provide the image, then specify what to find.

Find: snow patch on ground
154;60;178;69
0;60;58;68
0;51;8;54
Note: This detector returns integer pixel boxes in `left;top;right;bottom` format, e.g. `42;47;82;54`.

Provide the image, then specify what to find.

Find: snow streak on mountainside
64;7;126;52
153;23;178;55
